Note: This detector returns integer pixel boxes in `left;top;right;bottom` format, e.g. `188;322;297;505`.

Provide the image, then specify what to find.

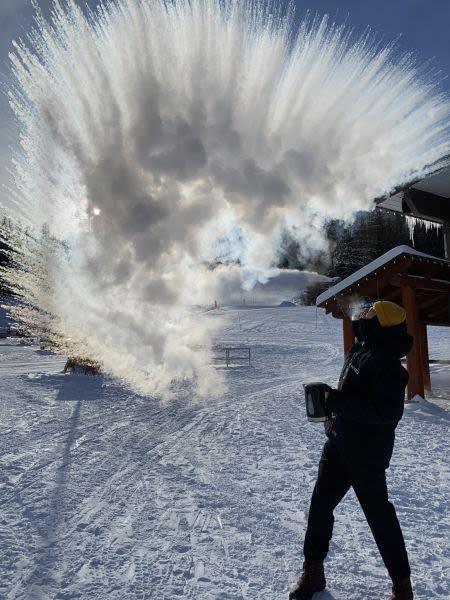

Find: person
289;300;414;600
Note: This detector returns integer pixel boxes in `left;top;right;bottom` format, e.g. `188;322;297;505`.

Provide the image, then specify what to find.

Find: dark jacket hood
352;319;413;359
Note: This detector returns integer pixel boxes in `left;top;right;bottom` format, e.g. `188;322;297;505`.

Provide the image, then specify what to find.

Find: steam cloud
2;0;450;397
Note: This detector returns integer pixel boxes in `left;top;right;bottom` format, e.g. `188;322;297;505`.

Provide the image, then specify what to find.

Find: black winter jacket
326;319;413;471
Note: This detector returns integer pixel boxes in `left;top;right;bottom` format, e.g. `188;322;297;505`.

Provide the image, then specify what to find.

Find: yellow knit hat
373;301;406;327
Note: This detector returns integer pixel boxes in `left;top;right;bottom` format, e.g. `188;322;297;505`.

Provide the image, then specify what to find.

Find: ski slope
1;307;449;600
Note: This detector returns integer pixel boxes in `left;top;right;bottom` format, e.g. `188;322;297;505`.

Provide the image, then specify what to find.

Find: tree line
279;209;445;305
0;209;446;307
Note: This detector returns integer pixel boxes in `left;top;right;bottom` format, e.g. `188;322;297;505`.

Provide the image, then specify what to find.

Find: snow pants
303;440;411;582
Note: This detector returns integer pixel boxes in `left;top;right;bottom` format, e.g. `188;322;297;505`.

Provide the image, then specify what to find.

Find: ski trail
0;308;449;599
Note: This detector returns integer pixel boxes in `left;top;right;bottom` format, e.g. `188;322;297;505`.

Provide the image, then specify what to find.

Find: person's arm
325;363;408;426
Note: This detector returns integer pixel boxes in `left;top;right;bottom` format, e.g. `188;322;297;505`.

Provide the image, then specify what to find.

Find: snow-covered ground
1;307;449;600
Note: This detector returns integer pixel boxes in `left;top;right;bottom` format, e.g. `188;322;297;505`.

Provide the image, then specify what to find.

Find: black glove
324;388;347;414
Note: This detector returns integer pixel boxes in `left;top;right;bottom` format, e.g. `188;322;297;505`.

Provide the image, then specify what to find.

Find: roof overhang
377;165;450;224
317;245;450;326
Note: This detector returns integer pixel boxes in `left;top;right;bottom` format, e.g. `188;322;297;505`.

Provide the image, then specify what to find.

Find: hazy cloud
2;0;450;397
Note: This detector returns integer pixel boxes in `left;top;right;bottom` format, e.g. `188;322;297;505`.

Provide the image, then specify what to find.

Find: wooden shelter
316;245;450;400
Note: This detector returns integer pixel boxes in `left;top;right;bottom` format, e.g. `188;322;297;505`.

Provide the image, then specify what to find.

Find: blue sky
2;1;450;79
303;0;450;84
1;0;450;200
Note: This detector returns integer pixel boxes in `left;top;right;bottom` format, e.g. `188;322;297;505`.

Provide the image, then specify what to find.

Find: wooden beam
419;305;450;323
424;263;445;279
419;291;448;311
390;273;450;293
422;319;450;327
418;322;431;391
431;302;450;316
402;285;425;400
383;288;402;303
420;310;450;323
343;318;354;357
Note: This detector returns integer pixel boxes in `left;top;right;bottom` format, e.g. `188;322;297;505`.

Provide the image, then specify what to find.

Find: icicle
405;215;442;245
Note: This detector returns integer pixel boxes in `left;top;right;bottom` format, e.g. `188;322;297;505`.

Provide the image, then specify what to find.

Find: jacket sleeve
330;362;408;426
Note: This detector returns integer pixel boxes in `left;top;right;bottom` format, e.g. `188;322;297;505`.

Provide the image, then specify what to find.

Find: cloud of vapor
3;0;450;396
196;266;329;307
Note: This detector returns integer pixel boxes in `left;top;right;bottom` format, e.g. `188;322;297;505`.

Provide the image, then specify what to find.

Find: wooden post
343;318;354;357
402;285;424;400
418;321;431;391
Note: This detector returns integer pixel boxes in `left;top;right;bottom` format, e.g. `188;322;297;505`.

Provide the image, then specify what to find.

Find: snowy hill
1;307;449;599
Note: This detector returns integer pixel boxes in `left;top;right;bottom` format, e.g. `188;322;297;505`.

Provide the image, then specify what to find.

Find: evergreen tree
325;208;445;282
0;216;14;297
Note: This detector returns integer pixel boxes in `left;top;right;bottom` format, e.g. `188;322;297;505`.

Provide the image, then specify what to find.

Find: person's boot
289;562;326;600
391;577;413;600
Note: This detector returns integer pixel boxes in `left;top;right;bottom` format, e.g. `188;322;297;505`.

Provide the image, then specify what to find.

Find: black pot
303;382;330;422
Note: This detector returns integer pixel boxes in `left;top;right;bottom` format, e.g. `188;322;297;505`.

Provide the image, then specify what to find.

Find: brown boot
289;562;326;600
391;577;413;600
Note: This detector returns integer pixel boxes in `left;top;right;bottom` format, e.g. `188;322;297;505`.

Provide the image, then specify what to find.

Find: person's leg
290;443;351;599
352;469;410;582
303;441;351;563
